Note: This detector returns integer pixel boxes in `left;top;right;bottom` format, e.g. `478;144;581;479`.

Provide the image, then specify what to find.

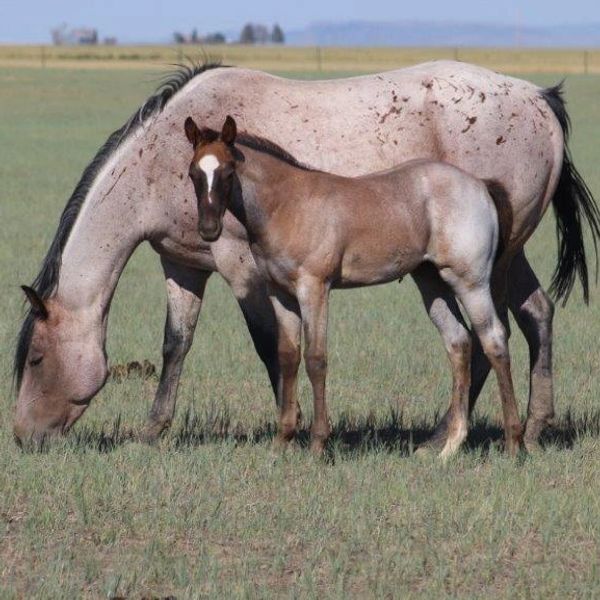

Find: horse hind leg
444;271;523;455
412;264;472;458
508;251;555;451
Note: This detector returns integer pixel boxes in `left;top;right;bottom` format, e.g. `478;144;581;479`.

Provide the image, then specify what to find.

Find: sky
1;0;599;43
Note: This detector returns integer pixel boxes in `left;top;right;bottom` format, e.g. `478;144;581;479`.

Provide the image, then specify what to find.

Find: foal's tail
540;83;600;305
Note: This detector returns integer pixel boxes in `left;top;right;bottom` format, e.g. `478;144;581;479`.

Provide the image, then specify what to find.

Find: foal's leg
268;286;302;446
297;279;331;456
508;251;555;450
444;274;523;455
412;265;472;458
141;258;210;442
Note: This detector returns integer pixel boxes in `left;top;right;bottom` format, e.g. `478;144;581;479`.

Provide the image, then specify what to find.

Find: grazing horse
13;61;599;448
184;115;526;455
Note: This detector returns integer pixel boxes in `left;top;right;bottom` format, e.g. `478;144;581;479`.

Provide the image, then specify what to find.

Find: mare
13;61;599;449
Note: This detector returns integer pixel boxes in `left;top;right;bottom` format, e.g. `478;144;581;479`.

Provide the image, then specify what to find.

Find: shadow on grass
60;405;600;457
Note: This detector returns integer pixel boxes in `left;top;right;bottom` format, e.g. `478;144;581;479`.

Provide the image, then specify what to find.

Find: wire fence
1;45;599;74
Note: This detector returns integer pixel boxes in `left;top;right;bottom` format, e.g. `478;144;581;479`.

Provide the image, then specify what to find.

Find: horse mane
14;60;225;387
235;132;316;172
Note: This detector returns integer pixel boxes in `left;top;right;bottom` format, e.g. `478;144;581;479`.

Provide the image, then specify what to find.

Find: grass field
1;62;600;598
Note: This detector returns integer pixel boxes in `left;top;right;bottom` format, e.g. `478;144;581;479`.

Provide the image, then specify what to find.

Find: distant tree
173;31;185;44
240;23;255;44
253;24;270;44
204;32;226;44
191;28;199;43
271;24;285;44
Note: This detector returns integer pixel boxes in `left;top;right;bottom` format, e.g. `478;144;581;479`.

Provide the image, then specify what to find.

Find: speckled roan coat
13;61;599;450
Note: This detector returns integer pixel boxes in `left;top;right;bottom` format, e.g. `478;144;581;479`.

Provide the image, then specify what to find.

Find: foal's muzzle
198;223;222;242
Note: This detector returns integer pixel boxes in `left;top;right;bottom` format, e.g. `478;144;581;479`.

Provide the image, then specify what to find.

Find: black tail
541;83;600;305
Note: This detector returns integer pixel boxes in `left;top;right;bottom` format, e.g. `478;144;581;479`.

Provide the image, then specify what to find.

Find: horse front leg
268;285;302;446
298;279;331;456
140;257;210;442
508;251;555;451
212;237;284;410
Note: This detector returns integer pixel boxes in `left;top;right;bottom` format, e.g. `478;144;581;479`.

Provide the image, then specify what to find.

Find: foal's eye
29;356;43;367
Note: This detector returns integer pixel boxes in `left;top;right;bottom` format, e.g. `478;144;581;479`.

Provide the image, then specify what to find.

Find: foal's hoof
523;437;542;454
415;433;447;457
309;438;328;458
272;433;296;453
504;438;525;458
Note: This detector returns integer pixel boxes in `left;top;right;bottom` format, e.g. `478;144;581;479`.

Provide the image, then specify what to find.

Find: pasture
1;61;600;598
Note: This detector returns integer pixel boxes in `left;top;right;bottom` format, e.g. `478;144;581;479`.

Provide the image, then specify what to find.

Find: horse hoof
415;433;447;456
523;437;542;454
138;422;168;444
505;438;525;458
309;439;327;458
413;445;435;459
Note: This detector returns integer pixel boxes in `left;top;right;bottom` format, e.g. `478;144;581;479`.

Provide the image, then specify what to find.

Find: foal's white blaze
198;154;220;203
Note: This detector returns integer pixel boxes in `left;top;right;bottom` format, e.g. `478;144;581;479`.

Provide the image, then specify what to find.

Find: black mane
14;60;224;386
235;132;316;172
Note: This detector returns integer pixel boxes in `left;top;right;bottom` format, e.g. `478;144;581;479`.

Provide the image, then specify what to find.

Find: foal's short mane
14;60;225;386
235;132;316;172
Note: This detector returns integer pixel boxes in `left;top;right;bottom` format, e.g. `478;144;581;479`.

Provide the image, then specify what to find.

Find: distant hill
283;20;600;47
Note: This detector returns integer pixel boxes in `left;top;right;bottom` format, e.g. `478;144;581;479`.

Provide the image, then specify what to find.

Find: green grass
1;66;600;598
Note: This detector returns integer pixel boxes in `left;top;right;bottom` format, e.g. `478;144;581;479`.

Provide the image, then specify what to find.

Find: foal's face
185;116;238;242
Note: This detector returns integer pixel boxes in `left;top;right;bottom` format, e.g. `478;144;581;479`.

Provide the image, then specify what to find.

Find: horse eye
29;356;43;367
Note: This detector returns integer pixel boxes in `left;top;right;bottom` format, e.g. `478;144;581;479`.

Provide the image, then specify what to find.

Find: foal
184;115;523;457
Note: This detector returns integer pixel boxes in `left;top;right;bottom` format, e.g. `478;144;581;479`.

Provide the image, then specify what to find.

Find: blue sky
1;0;599;43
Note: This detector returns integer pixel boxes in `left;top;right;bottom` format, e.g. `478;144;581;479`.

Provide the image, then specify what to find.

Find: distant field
1;65;600;597
1;43;600;73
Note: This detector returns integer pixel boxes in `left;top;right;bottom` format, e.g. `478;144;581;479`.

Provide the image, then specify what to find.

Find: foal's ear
184;117;200;146
21;285;49;320
184;117;218;148
221;115;237;146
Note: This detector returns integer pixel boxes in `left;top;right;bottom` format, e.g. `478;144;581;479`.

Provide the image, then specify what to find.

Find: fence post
316;46;322;72
584;50;589;75
40;45;46;68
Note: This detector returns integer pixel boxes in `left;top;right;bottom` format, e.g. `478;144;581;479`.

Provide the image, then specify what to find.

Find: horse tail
483;178;511;263
540;83;600;305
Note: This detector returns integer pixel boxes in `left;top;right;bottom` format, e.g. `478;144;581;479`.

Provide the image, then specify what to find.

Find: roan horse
185;115;521;456
13;61;599;449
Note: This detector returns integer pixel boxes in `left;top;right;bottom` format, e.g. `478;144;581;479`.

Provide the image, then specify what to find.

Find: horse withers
184;115;522;457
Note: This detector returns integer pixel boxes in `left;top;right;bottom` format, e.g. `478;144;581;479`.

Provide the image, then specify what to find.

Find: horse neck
232;147;303;237
54;81;225;326
56;130;156;325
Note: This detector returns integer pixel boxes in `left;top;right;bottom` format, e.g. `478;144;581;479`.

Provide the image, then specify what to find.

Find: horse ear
221;115;237;146
21;286;49;320
184;117;200;147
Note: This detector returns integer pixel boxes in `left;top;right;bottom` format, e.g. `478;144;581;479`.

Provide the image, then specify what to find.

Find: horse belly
337;247;423;288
